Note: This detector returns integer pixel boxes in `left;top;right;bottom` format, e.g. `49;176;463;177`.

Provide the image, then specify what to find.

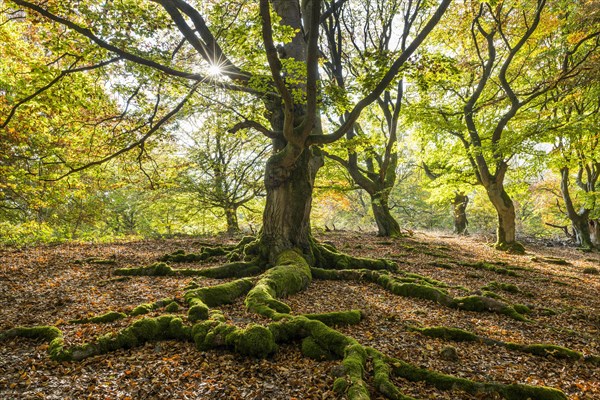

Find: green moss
234;324;277;358
483;281;520;293
390;357;566;399
185;278;253;307
451;296;529;321
191;320;276;358
303;310;362;326
245;250;311;318
370;350;415;400
513;304;531;315
130;303;153;316
429;261;454;269
314;244;397;272
462;261;518;276
115;262;174;276
71;311;127;324
505;343;582;360
301;336;338;360
495;241;526;255
340;344;369;400
164;302;179;312
187;301;209;322
412;326;478;342
160;247;228;262
0;325;62;341
389;283;451;304
194;262;263;278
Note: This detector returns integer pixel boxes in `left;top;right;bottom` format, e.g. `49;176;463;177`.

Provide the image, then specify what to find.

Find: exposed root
385;351;567;400
311;267;530;321
185;278;253;322
114;261;263;278
494;241;526;255
70;311;127;324
160;236;257;262
245;249;312;319
409;325;600;365
0;241;572;400
313;243;397;271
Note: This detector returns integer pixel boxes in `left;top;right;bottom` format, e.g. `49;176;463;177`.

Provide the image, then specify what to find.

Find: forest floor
0;231;599;400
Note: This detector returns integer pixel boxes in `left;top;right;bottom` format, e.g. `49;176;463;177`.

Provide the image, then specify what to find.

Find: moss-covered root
245;249;312;319
368;349;417;400
114;261;263;279
184;278;254;322
411;325;600;364
70;311;127;324
68;315;191;361
302;310;363;326
159;247;229;262
129;298;175;316
192;318;277;358
312;267;530;322
388;356;567;400
160;236;257;262
314;243;397;272
115;262;175;276
0;326;70;361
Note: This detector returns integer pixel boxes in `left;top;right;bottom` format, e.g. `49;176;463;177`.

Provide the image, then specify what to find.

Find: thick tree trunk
452;193;469;235
260;150;321;262
370;192;401;237
225;207;240;235
485;184;522;252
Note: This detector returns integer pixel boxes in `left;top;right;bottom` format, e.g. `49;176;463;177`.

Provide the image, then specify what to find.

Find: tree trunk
225;207;240;235
452;193;469;235
571;215;594;249
485;184;523;252
560;166;596;249
260;149;321;263
370;192;401;237
590;219;600;247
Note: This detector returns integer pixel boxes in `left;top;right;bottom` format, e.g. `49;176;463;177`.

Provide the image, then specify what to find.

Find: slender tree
418;0;599;252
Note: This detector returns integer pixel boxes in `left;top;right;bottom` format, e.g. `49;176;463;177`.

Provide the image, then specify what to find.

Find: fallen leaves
0;232;598;399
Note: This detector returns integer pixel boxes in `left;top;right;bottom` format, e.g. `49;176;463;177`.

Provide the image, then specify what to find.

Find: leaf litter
0;232;598;399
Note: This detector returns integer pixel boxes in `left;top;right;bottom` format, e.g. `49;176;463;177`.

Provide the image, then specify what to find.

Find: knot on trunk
265;164;292;189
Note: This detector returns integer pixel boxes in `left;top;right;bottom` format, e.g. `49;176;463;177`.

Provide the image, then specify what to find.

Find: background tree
179;110;269;234
416;0;599;252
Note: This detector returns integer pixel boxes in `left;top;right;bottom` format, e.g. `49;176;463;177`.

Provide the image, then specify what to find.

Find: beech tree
548;80;600;249
180;111;269;234
417;0;599;252
3;1;591;399
319;0;416;237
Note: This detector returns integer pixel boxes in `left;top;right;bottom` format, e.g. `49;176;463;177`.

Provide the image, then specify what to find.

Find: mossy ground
1;232;598;399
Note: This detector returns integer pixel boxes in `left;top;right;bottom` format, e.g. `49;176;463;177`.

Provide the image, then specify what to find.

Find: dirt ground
0;231;598;399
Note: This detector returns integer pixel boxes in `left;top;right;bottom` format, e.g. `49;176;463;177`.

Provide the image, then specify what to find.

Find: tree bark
485;183;521;251
560;166;595;249
261;149;321;263
370;192;401;237
452;192;469;235
225;207;240;235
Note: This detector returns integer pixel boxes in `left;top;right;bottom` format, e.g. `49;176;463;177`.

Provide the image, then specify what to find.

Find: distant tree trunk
370;191;401;237
560;166;595;249
452;192;469;235
485;183;522;252
224;207;240;235
590;219;600;247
